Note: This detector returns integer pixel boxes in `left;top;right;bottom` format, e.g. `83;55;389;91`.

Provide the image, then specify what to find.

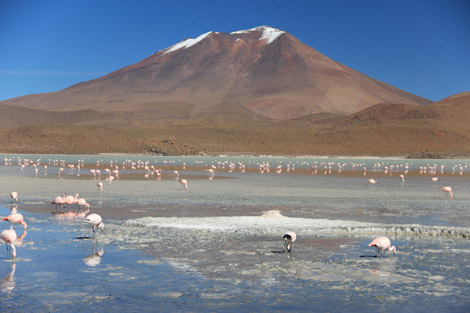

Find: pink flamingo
1;228;17;259
52;193;66;210
283;231;296;253
10;192;18;203
85;213;104;238
97;182;103;192
399;174;405;182
431;177;439;182
368;237;396;257
64;193;80;209
2;213;27;230
440;186;453;199
367;178;377;185
179;179;188;190
89;169;96;180
77;198;90;210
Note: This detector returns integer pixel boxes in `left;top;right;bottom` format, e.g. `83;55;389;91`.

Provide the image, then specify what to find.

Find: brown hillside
0;93;468;157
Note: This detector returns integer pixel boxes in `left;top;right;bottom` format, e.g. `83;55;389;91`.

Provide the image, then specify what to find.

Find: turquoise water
0;154;469;312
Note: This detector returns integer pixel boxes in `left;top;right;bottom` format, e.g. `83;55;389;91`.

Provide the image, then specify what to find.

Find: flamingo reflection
1;262;16;293
83;243;104;267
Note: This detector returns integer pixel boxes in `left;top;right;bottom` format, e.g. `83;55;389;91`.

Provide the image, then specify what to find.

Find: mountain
0;26;431;120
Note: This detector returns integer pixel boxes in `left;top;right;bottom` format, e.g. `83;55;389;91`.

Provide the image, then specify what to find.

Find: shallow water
0;155;469;312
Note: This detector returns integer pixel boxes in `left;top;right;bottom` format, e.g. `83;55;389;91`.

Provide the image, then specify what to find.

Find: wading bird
52;193;66;210
440;186;453;199
2;213;27;230
179;179;188;190
64;193;80;209
85;213;104;238
368;236;396;257
10;192;18;203
283;231;296;253
1;228;17;259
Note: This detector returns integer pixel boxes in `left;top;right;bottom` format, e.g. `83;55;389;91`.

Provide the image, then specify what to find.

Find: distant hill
0;93;468;157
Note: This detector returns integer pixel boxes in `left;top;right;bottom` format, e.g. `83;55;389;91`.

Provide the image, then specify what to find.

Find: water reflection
52;209;89;221
83;242;104;267
1;262;15;293
15;230;27;248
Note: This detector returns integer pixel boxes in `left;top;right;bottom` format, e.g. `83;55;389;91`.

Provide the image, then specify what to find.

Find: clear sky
0;0;468;102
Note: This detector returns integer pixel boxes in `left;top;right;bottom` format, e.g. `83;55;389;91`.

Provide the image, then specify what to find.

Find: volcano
1;26;431;120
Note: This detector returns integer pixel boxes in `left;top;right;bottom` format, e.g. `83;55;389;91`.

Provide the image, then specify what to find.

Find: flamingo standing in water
52;193;66;210
179;179;188;190
97;182;103;192
77;197;90;210
64;193;80;209
85;213;104;238
283;231;296;253
1;228;17;259
368;236;396;257
367;178;377;185
440;186;453;199
2;213;27;230
10;192;18;203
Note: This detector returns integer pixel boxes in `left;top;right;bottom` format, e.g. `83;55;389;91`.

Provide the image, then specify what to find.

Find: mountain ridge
0;26;431;119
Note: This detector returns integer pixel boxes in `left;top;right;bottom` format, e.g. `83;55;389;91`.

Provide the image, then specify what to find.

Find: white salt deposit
126;210;470;238
126;210;372;234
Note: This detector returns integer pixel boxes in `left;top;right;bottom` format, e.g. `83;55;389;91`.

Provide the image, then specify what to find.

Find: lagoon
1;154;469;312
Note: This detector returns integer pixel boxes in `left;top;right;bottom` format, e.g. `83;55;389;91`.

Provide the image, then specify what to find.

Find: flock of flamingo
1;189;104;260
2;155;468;260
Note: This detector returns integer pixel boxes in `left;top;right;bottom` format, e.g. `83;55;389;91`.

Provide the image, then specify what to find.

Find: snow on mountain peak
231;26;285;44
163;31;214;55
160;26;284;56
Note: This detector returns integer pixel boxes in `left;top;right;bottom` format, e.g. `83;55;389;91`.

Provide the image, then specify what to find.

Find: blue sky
0;0;468;102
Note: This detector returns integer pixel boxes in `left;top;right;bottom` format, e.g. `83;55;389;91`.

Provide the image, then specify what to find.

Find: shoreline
2;151;469;160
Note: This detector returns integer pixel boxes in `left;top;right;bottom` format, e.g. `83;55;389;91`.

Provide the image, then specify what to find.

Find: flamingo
2;213;27;230
85;213;104;238
52;193;66;210
64;193;80;209
399;174;405;182
368;236;396;257
1;228;17;259
440;186;453;199
77;198;90;210
179;179;189;190
10;192;18;203
367;178;377;185
283;231;296;253
431;177;439;182
97;182;103;192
